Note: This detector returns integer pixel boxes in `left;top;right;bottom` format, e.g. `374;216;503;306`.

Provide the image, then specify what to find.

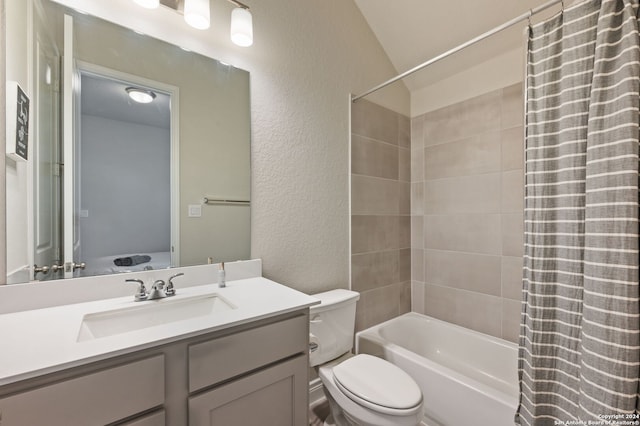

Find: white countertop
0;277;319;387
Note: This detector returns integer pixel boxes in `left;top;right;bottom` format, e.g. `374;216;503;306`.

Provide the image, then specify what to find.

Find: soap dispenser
218;262;226;288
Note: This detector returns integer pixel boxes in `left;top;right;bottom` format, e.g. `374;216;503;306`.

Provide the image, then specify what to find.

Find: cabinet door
0;356;164;426
188;355;308;426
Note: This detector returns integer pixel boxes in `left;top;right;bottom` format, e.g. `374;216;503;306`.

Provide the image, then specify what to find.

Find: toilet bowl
309;290;424;426
319;353;424;426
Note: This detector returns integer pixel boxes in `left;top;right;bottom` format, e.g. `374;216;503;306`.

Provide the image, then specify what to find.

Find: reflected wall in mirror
5;0;251;284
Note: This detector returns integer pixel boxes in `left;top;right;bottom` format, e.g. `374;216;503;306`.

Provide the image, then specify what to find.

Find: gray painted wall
79;114;170;260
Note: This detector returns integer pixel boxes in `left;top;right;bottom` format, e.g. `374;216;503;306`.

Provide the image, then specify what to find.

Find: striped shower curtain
516;0;640;425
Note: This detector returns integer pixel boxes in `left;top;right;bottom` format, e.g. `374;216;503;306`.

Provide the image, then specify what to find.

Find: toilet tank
309;289;360;367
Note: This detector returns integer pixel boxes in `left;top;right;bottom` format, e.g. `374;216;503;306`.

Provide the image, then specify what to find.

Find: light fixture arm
227;0;249;10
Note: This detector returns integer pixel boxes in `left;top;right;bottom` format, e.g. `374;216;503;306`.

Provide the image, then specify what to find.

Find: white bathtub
355;312;519;426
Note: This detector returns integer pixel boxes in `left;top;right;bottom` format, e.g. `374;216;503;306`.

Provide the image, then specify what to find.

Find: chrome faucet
166;273;184;296
125;279;149;301
148;280;168;300
126;273;184;302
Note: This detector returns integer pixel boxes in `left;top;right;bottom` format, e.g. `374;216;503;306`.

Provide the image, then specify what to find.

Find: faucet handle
125;279;148;301
166;273;184;296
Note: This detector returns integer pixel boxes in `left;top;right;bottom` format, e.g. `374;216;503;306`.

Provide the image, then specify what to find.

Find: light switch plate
188;204;202;217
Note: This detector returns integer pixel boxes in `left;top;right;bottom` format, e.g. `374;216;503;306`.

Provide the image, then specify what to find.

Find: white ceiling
353;0;562;92
81;73;171;129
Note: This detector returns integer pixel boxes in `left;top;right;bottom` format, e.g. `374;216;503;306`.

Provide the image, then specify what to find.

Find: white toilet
310;289;424;426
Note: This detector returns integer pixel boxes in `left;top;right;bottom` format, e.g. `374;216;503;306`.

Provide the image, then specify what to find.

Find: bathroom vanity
0;262;317;425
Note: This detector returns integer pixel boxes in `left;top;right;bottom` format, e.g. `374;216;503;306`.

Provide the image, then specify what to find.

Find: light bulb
184;0;210;30
133;0;159;9
230;7;253;47
126;87;156;104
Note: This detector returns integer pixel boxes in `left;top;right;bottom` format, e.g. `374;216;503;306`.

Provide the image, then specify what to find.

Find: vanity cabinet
189;356;307;426
0;311;309;426
188;314;308;426
0;356;165;426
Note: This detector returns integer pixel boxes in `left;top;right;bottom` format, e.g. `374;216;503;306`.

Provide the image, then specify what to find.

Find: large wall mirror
6;0;251;284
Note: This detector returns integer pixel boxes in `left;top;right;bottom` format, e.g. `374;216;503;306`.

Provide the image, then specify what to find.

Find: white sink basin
77;294;235;342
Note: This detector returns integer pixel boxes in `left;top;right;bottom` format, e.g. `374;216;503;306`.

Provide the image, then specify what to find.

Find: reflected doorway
74;68;175;277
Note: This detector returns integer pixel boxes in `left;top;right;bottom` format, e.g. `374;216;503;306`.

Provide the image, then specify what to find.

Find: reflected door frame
29;0;63;282
62;15;180;277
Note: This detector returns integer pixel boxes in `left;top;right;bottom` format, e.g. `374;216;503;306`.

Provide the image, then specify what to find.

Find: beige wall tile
411;148;424;183
400;281;411;314
399;148;410;182
399;248;411;282
399;215;410;249
424;132;501;180
501;126;524;171
423;90;502;146
502;213;524;256
501;169;524;213
411;280;425;313
502;256;523;300
398;115;410;148
351;250;399;293
424;249;501;297
355;284;402;332
352;135;399;180
502;299;522;343
352;175;400;215
424;214;502;255
424;173;501;215
399;182;410;215
411;116;424;151
351;99;399;145
424;284;503;337
501;83;524;129
411;215;423;249
351;215;399;254
411;182;424;215
353;84;529;342
411;249;424;282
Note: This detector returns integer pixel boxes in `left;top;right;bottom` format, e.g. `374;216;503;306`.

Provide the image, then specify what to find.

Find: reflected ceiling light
133;0;160;9
230;6;253;47
184;0;210;30
126;87;157;104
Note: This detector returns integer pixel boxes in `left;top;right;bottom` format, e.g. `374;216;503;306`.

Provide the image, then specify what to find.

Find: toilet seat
332;354;422;416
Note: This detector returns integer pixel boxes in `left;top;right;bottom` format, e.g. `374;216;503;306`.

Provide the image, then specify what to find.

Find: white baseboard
309;377;326;406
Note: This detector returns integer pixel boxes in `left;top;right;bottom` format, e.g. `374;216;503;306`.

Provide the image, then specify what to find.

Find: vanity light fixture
126;87;157;104
132;0;253;46
133;0;160;9
230;4;253;47
184;0;211;30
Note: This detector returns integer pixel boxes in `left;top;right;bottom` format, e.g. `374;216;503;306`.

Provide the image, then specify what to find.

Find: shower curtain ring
561;0;565;13
528;9;533;27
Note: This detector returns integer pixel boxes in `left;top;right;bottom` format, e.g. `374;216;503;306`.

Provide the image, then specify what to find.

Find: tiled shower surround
351;100;412;332
411;84;524;342
350;83;523;342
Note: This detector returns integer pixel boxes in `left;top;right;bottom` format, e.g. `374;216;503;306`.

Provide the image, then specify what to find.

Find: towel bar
203;197;250;206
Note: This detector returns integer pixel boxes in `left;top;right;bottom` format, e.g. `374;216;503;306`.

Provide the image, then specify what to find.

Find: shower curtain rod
351;0;563;102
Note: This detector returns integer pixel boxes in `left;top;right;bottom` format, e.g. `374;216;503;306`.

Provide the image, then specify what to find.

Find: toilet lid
332;354;422;410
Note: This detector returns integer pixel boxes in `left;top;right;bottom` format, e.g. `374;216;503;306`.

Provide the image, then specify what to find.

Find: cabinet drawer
189;314;307;392
0;355;164;426
188;355;308;426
